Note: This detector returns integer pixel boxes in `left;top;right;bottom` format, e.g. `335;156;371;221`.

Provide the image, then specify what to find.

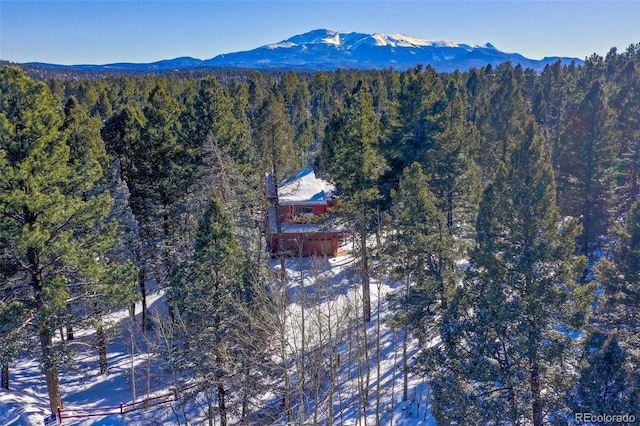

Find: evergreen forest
1;43;640;425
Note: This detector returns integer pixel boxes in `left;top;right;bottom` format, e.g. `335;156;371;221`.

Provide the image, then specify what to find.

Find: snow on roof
277;169;335;205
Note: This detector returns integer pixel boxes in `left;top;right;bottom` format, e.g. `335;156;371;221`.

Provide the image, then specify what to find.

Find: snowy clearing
1;254;435;425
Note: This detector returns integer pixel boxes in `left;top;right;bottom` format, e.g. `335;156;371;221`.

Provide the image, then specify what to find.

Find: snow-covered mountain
25;29;582;73
204;29;580;71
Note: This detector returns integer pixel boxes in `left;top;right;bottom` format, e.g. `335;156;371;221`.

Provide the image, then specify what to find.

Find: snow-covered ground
1;254;435;425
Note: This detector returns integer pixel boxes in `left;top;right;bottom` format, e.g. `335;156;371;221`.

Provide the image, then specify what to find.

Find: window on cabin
296;207;314;215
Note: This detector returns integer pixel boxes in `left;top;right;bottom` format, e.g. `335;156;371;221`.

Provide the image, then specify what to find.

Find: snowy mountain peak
369;33;459;48
276;29;459;50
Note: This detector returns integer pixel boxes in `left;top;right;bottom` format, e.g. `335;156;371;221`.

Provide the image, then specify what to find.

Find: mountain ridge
23;29;583;73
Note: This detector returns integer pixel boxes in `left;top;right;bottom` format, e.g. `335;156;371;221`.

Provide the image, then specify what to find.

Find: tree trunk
402;274;410;402
240;358;250;421
281;323;293;422
1;363;9;390
531;364;543;426
447;188;455;230
327;295;336;426
32;253;63;414
360;211;371;322
499;338;518;423
375;282;382;425
66;303;74;340
530;349;543;426
138;267;148;330
208;398;214;426
129;307;137;403
96;317;108;374
40;331;63;413
275;193;288;286
299;267;306;426
218;383;227;426
402;328;408;402
28;247;62;413
390;330;399;426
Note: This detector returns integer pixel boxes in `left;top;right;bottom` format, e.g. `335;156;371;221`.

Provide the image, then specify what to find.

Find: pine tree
424;77;482;249
170;190;245;426
183;77;255;210
118;82;196;329
139;81;190;275
385;162;456;401
589;200;640;411
427;119;590;424
611;54;640;212
60;95;115;342
101;104;146;184
597;197;640;347
321;82;386;322
533;60;572;160
277;71;313;166
465;65;492;126
254;91;298;177
88;159;139;374
61;96;109;169
253;92;297;266
0;252;23;390
573;332;637;414
393;65;445;172
558;80;620;257
183;77;240;157
0;66;135;412
101;104;149;326
476;62;528;181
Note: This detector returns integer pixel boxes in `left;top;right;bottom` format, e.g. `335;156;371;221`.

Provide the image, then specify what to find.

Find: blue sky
1;1;638;65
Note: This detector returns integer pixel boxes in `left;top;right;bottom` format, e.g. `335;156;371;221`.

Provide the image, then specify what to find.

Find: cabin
266;169;349;257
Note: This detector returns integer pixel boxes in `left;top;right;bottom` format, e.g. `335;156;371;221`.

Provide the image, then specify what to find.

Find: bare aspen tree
295;241;307;425
375;279;383;425
128;306;137;404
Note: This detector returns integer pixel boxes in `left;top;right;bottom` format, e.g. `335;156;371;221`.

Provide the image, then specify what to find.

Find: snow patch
267;41;298;49
321;33;342;46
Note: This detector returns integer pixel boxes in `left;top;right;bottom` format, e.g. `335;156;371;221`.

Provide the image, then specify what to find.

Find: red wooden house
266;169;349;257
